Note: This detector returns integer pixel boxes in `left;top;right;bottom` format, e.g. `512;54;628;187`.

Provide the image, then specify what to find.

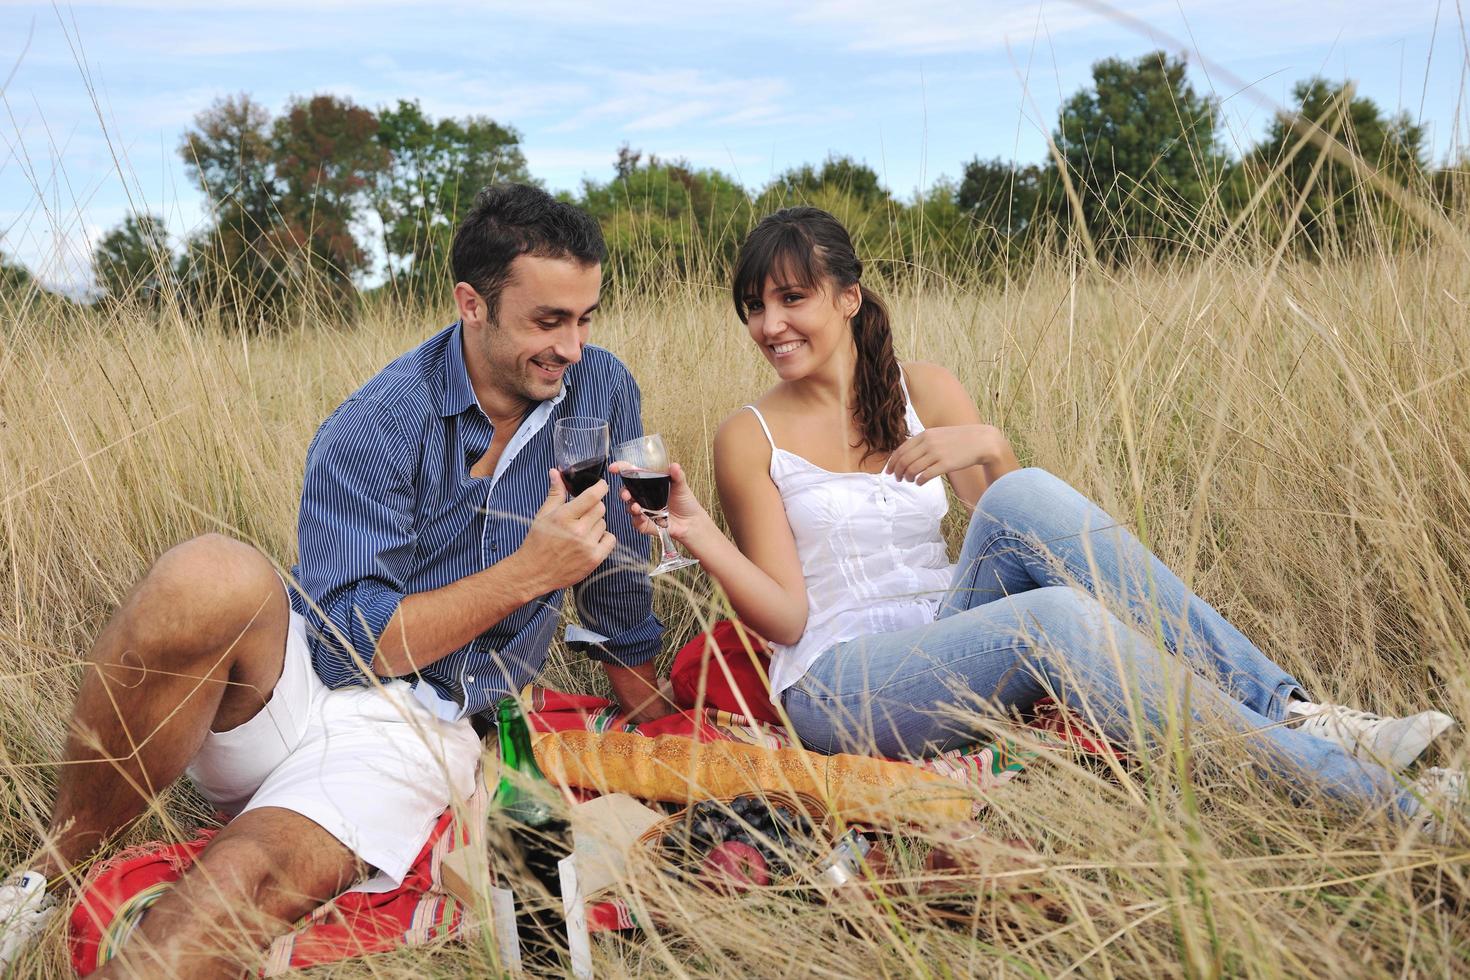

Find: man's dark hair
451;183;607;323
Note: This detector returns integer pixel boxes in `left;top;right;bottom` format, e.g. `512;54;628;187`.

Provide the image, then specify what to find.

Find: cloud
544;66;790;135
789;0;1129;55
784;0;1440;58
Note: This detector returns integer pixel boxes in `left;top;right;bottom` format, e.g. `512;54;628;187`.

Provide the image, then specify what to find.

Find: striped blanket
68;689;1103;976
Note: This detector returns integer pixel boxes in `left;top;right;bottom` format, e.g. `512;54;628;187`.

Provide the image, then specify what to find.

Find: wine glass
612;434;699;576
553;417;609;500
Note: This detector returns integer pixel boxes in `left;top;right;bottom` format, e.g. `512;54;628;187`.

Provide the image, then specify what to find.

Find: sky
1;0;1464;292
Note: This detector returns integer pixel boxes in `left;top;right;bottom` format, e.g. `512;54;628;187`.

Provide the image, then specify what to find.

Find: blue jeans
780;468;1411;815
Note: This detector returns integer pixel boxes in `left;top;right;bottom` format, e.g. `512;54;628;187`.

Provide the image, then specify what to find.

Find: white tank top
745;376;955;698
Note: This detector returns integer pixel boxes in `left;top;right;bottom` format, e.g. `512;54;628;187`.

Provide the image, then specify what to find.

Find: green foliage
371;100;533;297
177;93;291;318
955;159;1062;275
93;213;171;305
768;154;891;210
109;58;1454;325
1053;50;1226;255
270;94;389;292
958;158;1046;237
173;92;531;322
1;251;37;298
178;93;276;224
1242;78;1428;249
579;152;753;289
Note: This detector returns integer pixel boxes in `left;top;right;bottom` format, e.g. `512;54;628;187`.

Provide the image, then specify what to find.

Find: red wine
621;469;671;511
561;456;605;497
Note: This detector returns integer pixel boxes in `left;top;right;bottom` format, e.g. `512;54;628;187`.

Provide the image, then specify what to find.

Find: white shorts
185;605;482;891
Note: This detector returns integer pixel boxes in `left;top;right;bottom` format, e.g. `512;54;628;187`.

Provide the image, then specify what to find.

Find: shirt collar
441;320;570;420
440;321;479;419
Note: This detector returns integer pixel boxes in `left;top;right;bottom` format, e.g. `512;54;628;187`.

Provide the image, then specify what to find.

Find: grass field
2;236;1469;976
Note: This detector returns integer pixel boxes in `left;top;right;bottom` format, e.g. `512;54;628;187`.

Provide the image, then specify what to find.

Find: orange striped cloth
70;688;1110;975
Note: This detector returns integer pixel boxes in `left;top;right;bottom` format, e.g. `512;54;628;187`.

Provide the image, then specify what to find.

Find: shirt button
466;675;476;684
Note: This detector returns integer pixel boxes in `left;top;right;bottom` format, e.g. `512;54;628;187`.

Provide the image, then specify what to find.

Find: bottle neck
492;697;554;826
497;713;539;775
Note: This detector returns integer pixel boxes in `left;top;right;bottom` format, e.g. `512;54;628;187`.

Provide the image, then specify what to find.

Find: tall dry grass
3;228;1469;977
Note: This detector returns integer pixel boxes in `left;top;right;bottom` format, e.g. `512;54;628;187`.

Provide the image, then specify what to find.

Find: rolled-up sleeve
570;371;663;668
295;397;416;686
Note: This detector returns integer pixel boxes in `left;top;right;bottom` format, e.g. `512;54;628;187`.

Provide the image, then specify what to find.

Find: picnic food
531;729;971;824
654;795;821;889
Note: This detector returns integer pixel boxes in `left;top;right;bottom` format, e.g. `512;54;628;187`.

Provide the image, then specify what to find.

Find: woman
616;206;1459;827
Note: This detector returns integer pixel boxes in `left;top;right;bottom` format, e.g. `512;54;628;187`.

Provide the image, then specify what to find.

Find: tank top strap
742;404;778;452
897;364;913;404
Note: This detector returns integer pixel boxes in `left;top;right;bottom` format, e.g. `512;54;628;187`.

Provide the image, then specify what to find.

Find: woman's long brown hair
731;207;905;459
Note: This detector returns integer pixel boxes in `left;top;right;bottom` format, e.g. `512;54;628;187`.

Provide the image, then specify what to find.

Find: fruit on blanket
653;794;823;885
702;841;770;890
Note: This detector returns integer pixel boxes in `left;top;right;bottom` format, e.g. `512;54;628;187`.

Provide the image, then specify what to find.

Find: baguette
532;730;971;825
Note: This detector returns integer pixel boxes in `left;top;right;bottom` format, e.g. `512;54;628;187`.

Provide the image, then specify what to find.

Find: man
0;184;667;976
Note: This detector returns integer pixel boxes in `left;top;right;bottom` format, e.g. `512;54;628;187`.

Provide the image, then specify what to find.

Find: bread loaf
532;730;971;825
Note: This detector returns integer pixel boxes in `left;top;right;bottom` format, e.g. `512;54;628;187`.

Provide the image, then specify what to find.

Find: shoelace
1298;705;1384;725
1412;767;1465;839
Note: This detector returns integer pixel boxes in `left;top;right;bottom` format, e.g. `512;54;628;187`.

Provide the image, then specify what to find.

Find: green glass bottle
488;696;570;968
491;695;556;826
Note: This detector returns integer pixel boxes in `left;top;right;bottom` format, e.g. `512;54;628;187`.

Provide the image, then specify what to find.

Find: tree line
6;50;1465;316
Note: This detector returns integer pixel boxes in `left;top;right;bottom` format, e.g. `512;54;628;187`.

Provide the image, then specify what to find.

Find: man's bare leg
94;807;361;979
38;533;291;880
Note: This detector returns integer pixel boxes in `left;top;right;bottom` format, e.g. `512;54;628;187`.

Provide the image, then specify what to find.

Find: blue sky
1;0;1462;291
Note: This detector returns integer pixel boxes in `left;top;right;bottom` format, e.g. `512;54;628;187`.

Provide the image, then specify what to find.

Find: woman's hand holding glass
610;434;701;575
613;460;710;541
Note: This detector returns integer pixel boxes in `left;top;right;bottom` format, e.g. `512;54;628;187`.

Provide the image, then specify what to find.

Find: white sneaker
1409;766;1465;843
0;871;57;972
1289;701;1456;771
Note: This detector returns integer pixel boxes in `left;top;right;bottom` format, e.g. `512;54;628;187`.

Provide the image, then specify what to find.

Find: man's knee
134;535;285;648
152;534;280;609
190;833;279;908
191;824;350;922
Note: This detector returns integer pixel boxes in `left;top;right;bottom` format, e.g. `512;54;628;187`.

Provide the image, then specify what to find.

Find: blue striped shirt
288;321;662;720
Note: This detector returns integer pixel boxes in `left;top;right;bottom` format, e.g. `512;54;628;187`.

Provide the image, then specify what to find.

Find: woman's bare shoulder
715;387;786;452
902;360;966;401
901;360;977;425
715;401;772;461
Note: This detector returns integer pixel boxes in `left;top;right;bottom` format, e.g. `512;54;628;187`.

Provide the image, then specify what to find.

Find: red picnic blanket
69;619;1118;976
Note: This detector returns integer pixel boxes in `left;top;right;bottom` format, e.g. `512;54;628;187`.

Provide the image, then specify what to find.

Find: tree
371;100;531;294
271;94;388;292
1247;78;1428;248
1;251;36;298
178;94;285;315
1431;156;1470;224
93;213;171;305
1053;50;1226;254
950;159;1059;275
179;93;275;222
579;154;751;287
770;155;890;210
957;157;1045;237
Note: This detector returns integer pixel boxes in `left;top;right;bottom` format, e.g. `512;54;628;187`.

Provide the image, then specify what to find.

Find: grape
692;816;723;847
